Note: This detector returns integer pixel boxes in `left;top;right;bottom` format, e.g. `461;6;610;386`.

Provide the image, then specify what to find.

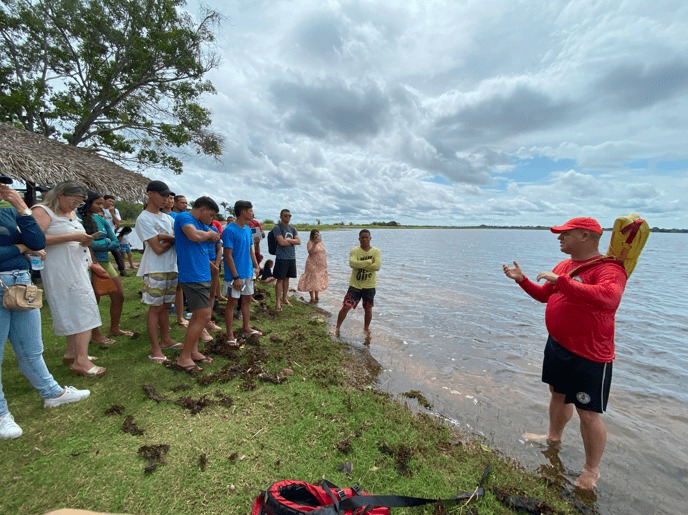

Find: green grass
0;267;582;514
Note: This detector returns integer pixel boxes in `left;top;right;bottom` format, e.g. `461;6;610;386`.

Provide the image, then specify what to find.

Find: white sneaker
0;412;22;439
44;386;91;408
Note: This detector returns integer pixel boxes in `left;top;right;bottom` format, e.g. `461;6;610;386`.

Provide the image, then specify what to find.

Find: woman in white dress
31;181;106;377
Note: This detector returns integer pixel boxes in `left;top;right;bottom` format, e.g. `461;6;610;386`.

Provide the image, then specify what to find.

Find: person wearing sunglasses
271;209;301;311
31;181;105;377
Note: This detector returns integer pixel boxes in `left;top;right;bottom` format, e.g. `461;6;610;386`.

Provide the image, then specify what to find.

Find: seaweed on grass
122;415;144;436
138;444;170;474
105;404;125;415
401;390;433;410
379;442;414;477
174;395;214;415
142;384;166;403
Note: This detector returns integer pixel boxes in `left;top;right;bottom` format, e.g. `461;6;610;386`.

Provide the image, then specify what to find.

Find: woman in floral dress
297;229;328;303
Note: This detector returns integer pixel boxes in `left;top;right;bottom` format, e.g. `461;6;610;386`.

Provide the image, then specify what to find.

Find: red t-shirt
519;257;627;362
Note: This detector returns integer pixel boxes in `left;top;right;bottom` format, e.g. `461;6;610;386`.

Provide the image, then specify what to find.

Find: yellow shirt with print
348;246;381;289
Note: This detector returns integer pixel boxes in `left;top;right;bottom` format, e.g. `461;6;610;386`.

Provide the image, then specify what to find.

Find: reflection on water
298;228;688;515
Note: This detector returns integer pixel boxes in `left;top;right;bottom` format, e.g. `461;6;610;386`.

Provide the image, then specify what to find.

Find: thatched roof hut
0;123;149;202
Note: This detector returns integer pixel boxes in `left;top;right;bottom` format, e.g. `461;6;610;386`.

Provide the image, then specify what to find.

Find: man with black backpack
271;209;300;311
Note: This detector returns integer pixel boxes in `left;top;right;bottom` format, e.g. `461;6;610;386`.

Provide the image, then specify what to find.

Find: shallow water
296;228;688;515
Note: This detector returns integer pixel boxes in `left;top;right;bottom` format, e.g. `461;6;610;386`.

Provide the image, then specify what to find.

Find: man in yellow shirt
331;229;381;344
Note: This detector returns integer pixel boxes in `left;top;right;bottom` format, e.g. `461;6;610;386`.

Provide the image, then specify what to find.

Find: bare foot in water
522;432;559;445
330;327;340;337
575;467;600;490
363;330;371;346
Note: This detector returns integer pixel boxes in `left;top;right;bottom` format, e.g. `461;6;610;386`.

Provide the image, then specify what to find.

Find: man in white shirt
135;181;181;363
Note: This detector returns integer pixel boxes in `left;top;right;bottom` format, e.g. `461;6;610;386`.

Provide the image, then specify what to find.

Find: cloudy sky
151;0;688;229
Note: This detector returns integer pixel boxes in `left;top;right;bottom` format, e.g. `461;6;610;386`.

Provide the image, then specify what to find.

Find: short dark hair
234;200;253;218
359;229;371;237
174;195;186;201
280;208;291;217
103;194;116;201
192;196;219;213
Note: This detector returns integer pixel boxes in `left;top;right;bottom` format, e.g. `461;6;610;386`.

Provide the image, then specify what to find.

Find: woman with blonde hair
32;181;106;377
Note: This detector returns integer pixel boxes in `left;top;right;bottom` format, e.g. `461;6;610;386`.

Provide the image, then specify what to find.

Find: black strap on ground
335;488;484;510
313;465;491;513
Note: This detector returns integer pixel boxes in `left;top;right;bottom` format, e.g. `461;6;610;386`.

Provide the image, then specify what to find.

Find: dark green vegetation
0;269;588;513
0;0;223;174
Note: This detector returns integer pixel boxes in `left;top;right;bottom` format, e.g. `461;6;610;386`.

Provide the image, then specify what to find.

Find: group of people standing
1;175;621;496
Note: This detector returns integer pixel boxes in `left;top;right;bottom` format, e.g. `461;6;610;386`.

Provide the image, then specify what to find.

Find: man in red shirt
503;217;627;490
247;218;265;268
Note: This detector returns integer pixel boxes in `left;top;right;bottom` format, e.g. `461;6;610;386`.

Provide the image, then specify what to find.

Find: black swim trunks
342;286;376;309
542;336;613;413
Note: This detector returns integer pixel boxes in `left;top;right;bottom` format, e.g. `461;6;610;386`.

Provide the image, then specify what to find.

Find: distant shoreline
290;223;688;234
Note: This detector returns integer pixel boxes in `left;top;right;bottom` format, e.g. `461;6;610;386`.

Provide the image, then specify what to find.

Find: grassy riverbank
1;271;583;514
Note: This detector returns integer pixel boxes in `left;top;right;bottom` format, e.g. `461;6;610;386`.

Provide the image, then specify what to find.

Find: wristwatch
19;208;32;216
233;276;240;281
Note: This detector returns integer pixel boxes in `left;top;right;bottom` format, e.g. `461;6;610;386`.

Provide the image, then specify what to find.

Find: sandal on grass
177;363;202;373
109;330;135;337
225;339;241;348
92;337;116;345
148;355;169;364
62;356;98;365
71;365;106;377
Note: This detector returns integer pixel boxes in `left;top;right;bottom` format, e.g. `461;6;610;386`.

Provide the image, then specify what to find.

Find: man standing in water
331;229;381;345
503;217;627;490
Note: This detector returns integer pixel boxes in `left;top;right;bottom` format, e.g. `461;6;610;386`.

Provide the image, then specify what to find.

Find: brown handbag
92;273;118;296
0;276;44;310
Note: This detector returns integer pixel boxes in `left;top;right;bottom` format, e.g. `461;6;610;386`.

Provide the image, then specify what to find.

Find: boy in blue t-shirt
173;196;221;371
222;200;261;346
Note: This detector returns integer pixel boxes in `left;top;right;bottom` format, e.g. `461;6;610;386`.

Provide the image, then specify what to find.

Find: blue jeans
0;270;62;416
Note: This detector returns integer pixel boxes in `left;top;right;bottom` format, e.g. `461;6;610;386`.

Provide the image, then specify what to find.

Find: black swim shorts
273;259;297;279
542;335;613;413
343;286;376;309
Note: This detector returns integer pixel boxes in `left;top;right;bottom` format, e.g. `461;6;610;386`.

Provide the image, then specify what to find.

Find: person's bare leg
548;389;573;443
175;285;188;326
275;280;284;310
224;297;237;342
108;277;132;336
158;303;179;348
330;305;351;336
575;409;606;489
282;278;290;304
147;305;165;359
177;307;211;367
240;294;253;332
523;388;573;443
363;305;373;344
70;331;103;374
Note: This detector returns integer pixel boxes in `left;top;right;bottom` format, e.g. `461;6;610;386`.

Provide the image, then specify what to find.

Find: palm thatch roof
0;123;149;201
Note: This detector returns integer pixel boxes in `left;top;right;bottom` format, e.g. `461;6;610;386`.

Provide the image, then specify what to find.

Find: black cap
0;175;14;184
146;180;171;196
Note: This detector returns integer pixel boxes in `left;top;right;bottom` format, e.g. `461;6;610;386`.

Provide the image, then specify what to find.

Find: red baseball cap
550;217;602;234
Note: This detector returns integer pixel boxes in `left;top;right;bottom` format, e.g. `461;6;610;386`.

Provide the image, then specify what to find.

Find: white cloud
162;0;688;228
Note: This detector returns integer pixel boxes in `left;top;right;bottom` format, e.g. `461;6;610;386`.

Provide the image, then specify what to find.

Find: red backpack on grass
252;479;484;514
